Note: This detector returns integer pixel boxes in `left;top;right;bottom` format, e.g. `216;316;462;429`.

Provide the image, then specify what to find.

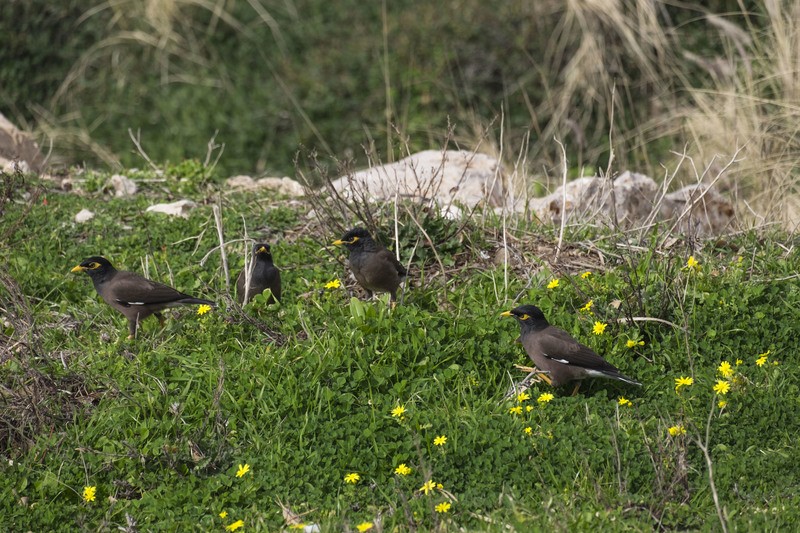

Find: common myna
71;256;215;338
332;227;407;302
501;304;641;391
236;243;281;305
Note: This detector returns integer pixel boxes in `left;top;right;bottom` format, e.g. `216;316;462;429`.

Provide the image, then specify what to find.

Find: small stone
74;209;95;223
108;174;137;197
145;199;198;218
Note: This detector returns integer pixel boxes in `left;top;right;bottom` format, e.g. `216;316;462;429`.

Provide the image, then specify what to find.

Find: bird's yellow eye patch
256;246;268;254
520;314;530;320
88;262;101;269
349;236;359;243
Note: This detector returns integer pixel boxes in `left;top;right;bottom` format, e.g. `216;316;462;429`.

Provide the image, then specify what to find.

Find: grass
2;166;800;531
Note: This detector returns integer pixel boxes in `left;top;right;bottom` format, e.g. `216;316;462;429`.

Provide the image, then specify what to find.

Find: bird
236;243;281;305
501;304;641;392
71;256;215;339
332;227;407;303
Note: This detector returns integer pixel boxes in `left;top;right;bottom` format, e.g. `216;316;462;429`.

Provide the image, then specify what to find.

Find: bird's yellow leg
571;382;581;396
514;364;552;385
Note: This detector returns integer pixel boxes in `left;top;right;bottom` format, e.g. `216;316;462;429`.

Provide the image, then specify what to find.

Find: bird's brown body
236;243;281;305
503;305;640;389
333;228;407;302
72;256;214;338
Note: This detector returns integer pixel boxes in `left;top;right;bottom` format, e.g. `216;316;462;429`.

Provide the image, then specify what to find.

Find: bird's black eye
520;313;530;320
89;262;101;269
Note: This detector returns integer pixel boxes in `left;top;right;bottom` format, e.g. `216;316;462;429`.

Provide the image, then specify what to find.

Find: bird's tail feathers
609;371;641;386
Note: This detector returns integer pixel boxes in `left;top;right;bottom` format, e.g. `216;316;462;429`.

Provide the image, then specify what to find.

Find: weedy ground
1;166;799;532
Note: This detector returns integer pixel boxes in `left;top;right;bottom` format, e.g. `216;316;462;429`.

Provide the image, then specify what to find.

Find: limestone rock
527;172;658;228
74;209;95;223
108;174;137;197
660;184;735;236
145;199;198;218
226;175;305;196
330;150;505;207
0;113;44;174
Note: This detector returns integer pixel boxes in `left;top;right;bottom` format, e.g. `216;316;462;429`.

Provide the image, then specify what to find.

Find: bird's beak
332;239;345;246
71;265;86;273
256;246;268;254
500;311;513;318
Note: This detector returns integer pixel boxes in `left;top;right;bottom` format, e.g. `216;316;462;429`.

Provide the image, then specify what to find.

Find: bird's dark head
501;304;549;331
71;256;116;280
253;243;273;261
332;227;373;251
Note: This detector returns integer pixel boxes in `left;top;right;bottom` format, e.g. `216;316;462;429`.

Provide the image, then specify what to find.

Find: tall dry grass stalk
672;3;800;229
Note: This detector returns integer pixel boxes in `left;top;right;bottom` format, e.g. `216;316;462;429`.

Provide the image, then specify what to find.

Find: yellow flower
674;376;693;392
197;304;211;316
226;520;244;532
756;350;769;366
82;486;96;503
433;435;447;446
581;271;592;279
580;300;593;313
592;321;607;335
735;359;743;366
713;380;730;395
718;400;727;409
537;393;554;404
391;405;406;418
508;405;523;415
525;405;533;412
344;472;360;484
717;361;733;378
435;502;452;513
516;392;530;403
618;397;632;407
219;511;228;519
686;256;700;271
394;463;412;476
626;339;644;348
236;464;250;478
523;426;533;435
289;525;306;530
668;425;686;437
420;479;436;495
356;522;374;532
436;483;444;489
547;278;560;289
325;279;341;289
225;520;244;531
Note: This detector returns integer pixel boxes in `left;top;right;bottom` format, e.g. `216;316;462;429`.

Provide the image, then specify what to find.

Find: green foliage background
0;0;763;177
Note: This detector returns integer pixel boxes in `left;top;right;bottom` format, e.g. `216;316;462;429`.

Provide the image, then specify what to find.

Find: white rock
526;171;659;228
0;112;43;173
440;205;463;220
145;199;198;218
74;209;95;223
255;177;305;196
108;174;137;197
225;175;256;189
2;159;30;174
660;184;735;235
329;150;505;207
226;175;305;196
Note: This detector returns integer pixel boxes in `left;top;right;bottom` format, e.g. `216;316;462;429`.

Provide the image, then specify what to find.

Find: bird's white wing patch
117;299;145;306
542;351;571;365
